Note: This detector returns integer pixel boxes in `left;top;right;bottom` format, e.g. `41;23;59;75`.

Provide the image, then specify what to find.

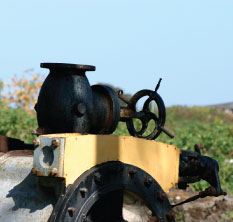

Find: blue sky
0;0;232;106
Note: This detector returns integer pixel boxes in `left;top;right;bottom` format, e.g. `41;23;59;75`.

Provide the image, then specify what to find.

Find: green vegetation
114;106;233;194
0;105;37;143
0;73;42;143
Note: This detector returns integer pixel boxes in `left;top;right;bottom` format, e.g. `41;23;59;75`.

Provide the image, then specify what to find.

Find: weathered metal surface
33;137;65;177
36;133;180;192
172;186;227;208
125;89;167;140
0;151;55;222
35;63;95;134
36;63;120;135
179;146;224;194
49;162;172;222
118;79;173;139
35;63;173;140
117;90;130;105
91;84;120;134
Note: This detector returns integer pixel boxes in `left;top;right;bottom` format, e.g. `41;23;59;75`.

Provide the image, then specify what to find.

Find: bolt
32;167;40;175
51;139;59;147
51;168;58;176
93;172;101;184
157;191;166;200
144;177;153;187
194;144;204;154
33;138;40;147
68;207;76;217
128;169;137;177
80;187;88;198
75;103;86;116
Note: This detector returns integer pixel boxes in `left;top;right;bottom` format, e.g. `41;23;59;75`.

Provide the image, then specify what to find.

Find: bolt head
51;139;59;147
75;103;86;116
68;207;76;217
80;187;88;198
144;177;153;187
157;191;166;200
33;138;40;147
94;172;101;184
51;168;58;175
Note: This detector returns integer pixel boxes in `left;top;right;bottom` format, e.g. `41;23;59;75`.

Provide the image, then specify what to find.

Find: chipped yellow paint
41;133;180;192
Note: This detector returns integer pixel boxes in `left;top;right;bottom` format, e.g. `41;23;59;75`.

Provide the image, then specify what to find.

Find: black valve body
35;63;120;135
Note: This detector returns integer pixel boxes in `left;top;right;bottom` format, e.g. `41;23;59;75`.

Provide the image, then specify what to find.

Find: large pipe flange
49;161;173;222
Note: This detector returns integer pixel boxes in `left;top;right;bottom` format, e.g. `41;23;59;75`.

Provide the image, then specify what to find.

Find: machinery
0;63;226;222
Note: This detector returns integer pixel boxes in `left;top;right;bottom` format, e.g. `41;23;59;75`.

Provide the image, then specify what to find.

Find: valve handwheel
126;89;166;140
124;78;174;140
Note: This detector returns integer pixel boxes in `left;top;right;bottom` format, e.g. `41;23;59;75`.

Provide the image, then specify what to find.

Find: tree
3;71;44;113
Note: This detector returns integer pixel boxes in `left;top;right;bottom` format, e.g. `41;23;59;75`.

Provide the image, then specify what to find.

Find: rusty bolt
128;169;137;177
194;144;204;154
33;138;40;147
144;177;153;187
32;167;40;175
51;139;59;148
166;210;175;221
51;168;58;176
68;207;76;217
80;187;88;198
157;191;166;200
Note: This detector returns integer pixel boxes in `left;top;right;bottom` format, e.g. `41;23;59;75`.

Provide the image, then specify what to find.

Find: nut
51;139;59;147
51;168;58;175
33;138;40;147
68;207;76;217
157;191;166;200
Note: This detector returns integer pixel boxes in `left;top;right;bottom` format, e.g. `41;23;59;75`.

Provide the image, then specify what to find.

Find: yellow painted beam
41;134;180;192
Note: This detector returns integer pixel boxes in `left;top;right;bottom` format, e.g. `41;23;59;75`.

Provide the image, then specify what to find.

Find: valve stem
155;78;162;92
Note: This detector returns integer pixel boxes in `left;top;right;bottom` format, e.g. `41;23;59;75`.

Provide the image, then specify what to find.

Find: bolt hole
39;146;54;168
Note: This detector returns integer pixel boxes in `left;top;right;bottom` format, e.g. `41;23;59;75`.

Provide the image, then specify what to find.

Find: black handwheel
49;162;173;222
126;90;166;140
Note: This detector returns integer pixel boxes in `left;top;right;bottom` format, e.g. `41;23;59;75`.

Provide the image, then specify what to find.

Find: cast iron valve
35;63;173;140
35;63;120;135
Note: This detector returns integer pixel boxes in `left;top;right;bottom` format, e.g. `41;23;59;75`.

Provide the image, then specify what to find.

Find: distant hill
207;102;233;113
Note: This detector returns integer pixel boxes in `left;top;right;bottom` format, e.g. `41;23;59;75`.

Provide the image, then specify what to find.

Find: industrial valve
35;63;173;139
35;63;120;135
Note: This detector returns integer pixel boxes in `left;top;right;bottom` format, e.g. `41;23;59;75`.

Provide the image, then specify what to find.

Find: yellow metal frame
42;134;181;192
